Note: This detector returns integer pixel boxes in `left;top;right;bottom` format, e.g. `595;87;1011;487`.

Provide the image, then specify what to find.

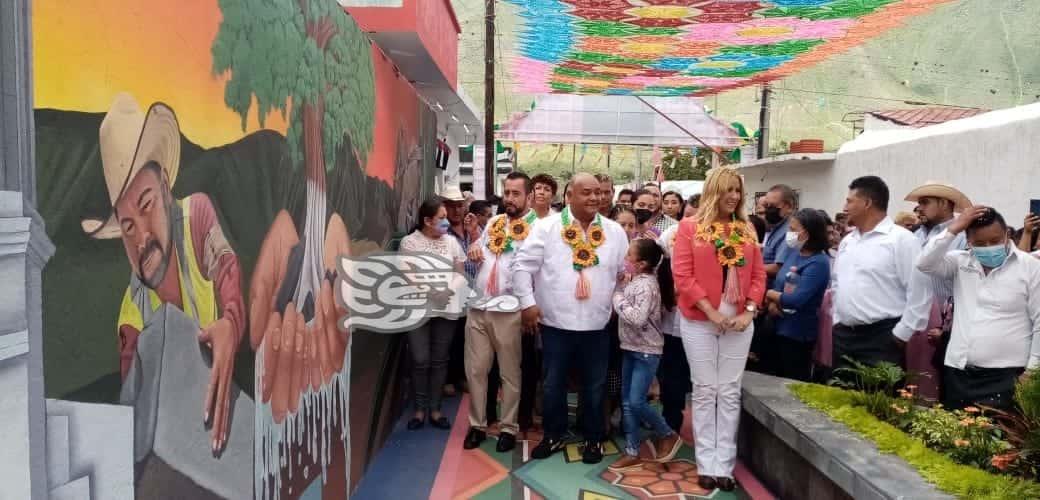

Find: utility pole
757;84;771;160
483;0;496;197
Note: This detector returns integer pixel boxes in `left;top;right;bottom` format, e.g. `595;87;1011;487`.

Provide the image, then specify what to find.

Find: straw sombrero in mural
81;92;181;240
904;181;973;211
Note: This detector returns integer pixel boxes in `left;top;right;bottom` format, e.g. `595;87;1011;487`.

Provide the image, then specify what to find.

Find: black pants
775;335;814;382
832;318;904;373
748;314;777;375
448;317;467;389
943;366;1024;412
518;333;541;431
657;335;691;433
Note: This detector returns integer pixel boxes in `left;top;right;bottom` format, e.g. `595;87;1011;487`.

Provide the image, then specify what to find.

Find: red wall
346;0;459;89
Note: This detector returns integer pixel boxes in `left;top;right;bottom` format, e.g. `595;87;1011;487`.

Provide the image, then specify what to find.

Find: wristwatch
745;303;757;314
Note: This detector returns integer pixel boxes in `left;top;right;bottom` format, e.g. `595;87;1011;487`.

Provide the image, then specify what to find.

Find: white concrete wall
739;103;1040;224
741;162;840;214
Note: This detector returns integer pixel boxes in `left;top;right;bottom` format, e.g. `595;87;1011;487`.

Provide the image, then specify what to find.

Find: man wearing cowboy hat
83;93;245;454
906;181;972;254
904;181;972;401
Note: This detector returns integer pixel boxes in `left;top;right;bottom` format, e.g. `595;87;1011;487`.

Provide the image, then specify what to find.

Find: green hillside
452;0;1040;181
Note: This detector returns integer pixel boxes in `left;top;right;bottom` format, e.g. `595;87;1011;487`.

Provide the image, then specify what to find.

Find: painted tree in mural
212;0;375;496
213;0;374;314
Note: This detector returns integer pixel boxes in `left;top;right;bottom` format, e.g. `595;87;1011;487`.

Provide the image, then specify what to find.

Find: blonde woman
671;167;766;492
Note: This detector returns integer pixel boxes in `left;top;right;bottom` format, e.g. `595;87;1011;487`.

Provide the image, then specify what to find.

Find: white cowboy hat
439;183;466;202
905;181;972;211
80;93;181;239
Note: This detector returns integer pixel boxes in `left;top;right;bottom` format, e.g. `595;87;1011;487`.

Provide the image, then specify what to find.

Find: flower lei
560;207;604;301
696;217;748;267
560;207;605;271
487;210;537;255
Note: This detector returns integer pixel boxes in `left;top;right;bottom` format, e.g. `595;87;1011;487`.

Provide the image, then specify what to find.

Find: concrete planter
738;372;953;500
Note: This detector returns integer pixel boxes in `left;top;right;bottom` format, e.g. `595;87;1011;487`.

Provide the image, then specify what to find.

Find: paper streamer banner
504;0;953;96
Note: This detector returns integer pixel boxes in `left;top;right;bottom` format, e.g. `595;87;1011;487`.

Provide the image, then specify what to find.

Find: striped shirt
915;220;966;303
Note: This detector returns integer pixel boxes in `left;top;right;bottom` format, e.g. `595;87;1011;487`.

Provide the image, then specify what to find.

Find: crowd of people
395;166;1040;493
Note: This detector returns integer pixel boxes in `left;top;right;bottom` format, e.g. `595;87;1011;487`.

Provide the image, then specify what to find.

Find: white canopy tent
495;95;742;148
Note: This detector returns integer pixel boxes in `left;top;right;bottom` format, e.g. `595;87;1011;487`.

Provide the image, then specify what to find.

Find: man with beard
463;173;536;452
760;184;798;280
531;174;558;219
514;173;629;464
82;94;245;454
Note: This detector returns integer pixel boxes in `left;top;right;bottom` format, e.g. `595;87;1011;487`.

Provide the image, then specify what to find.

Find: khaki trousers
465;308;522;435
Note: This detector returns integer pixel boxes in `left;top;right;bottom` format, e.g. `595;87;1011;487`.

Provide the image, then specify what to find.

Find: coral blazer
671;218;767;321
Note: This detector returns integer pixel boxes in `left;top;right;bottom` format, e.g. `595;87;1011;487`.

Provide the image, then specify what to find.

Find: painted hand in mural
251;211;351;424
199;317;238;453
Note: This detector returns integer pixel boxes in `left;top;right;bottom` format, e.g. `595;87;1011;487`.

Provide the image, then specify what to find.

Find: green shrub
791;383;1040;500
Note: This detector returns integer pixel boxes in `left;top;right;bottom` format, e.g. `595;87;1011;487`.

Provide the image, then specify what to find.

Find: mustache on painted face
138;238;170;288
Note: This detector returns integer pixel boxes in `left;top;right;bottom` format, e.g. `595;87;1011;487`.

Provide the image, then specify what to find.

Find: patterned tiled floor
356;394;774;500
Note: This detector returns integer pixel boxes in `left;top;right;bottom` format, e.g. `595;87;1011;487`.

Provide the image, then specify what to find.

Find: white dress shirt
832;217;932;341
512;210;628;331
470;210;535;310
915;219;967;302
918;229;1040;369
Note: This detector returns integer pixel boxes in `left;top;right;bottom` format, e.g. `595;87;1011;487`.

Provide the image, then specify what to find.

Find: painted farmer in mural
81;92;246;453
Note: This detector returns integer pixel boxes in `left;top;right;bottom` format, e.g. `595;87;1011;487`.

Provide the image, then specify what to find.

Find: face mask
785;230;804;250
623;259;638;275
634;208;654;224
436;219;451;235
764;206;783;225
973;243;1008;268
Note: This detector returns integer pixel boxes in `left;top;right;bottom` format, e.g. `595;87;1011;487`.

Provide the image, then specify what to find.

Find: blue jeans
541;325;609;442
622;350;675;456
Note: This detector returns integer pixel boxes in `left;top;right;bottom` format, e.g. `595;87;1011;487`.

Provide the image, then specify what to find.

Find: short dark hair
793;208;830;253
531;174;558;195
643;182;660;190
632;189;655;204
414;197;445;232
848;176;890;211
617;188;635;201
468;200;492;216
769;184;799;209
504;172;532;193
687;194;701;208
609;204;634;220
595;173;613;184
966;207;1008;236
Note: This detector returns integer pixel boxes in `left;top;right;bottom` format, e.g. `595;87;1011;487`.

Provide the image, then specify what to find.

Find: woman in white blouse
399;197;467;430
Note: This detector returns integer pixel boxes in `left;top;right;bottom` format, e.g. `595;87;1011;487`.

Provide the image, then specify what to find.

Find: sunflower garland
696;219;748;267
487;211;537;255
560;207;606;301
560;207;604;271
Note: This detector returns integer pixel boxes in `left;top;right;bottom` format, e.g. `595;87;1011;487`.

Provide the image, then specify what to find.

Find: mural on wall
33;0;431;498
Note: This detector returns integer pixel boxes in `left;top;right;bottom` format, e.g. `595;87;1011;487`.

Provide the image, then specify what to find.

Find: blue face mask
973;243;1009;268
436;218;451;235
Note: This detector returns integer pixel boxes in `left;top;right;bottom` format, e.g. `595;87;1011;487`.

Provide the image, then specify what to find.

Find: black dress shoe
496;432;517;453
698;475;717;491
531;438;566;459
407;418;424;430
464;428;486;449
716;477;736;492
582;440;603;464
430;415;452;430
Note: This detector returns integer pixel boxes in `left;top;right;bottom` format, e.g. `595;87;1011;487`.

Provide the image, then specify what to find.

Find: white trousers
680;302;753;478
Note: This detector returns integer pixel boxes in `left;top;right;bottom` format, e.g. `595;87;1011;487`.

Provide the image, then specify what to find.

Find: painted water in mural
34;0;431;497
506;0;954;96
